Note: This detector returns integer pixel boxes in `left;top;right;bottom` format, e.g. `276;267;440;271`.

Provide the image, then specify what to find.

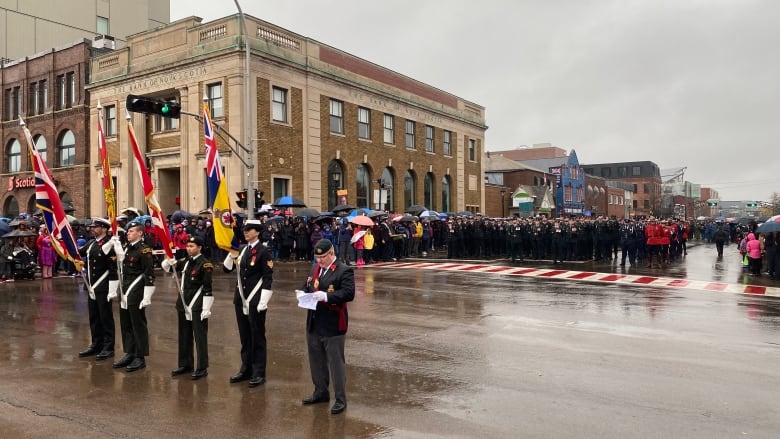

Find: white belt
182;286;203;321
122;274;144;310
86;271;109;301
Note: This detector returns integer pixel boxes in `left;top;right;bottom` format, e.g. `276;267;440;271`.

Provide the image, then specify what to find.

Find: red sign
7;176;35;191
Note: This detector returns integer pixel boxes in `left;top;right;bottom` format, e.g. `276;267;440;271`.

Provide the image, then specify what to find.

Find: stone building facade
0;41;94;218
87;15;487;217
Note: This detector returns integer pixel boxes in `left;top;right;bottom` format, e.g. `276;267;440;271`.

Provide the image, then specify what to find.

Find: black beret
188;235;204;246
314;238;333;255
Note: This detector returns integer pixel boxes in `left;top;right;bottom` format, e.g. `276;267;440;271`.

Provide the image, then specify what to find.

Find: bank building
87;14;487;217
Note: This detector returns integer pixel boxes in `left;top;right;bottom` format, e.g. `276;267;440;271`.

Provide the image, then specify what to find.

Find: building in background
0;0;168;63
87;15;486;216
582;161;662;218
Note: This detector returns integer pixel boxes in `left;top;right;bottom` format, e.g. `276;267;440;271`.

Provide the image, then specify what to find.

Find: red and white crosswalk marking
370;261;780;298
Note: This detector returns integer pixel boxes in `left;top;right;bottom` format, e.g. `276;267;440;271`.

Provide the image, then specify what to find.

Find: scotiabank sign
7;176;35;191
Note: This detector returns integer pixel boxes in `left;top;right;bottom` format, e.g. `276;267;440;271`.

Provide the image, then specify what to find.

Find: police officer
223;219;274;387
163;235;214;380
619;218;638;267
112;222;155;372
77;217;120;361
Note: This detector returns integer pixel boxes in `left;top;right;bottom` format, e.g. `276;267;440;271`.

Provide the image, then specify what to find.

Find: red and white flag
96;101;117;235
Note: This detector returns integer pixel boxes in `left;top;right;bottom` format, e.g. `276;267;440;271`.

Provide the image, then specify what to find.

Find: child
38;237;57;279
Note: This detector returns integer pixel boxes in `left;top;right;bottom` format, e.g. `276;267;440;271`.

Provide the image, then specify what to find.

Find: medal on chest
250;248;257;266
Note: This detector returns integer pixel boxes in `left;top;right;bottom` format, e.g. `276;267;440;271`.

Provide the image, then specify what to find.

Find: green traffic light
161;104;170;114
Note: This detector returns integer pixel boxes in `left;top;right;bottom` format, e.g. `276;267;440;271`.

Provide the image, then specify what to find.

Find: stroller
12;246;38;280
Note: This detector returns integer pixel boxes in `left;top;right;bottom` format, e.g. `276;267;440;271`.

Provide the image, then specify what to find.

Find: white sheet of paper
296;290;319;310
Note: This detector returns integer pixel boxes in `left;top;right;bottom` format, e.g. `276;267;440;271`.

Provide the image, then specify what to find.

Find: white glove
201;296;214;320
161;258;177;272
257;289;273;311
139;285;155;309
223;252;238;270
107;280;119;302
311;291;328;302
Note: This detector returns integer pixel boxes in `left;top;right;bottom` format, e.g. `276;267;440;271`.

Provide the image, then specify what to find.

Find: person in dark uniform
163;235;214;380
223;219;274;387
77;217;119;361
298;238;355;415
112;222;155;372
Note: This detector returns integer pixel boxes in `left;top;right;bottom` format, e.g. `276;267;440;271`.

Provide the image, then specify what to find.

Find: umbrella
349;215;374;227
66;214;77;223
0;222;10;236
294;207;320;218
456;211;475;218
172;210;191;223
332;204;355;215
419;210;440;218
273;196;306;208
405;205;428;215
346;208;373;218
62;203;75;213
756;221;780;234
0;217;10;223
198;208;213;216
258;204;274;213
394;214;417;222
1;229;37;238
696;216;706;221
8;218;25;227
265;215;286;224
368;210;386;218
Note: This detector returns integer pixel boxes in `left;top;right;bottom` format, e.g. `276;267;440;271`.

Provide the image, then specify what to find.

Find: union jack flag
204;104;222;208
127;112;175;259
19;117;83;271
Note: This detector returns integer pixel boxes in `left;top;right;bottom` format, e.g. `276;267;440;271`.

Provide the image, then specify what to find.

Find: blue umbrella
273;196;306;208
346;208;373;218
0;221;10;236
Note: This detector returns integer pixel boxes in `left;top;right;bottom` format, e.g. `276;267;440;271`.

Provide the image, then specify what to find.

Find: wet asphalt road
0;241;779;438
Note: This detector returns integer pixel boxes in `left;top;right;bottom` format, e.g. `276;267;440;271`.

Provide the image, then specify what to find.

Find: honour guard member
162;236;214;380
223;219;274;387
77;217;120;361
112;222;155;372
299;238;355;415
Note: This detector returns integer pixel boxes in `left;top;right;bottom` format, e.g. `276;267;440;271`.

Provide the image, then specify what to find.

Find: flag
20;117;84;271
126;112;175;259
96;101;117;235
203;104;222;207
204;104;237;253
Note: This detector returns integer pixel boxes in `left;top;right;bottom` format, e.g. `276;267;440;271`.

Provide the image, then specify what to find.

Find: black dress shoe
112;354;134;369
248;376;266;387
191;369;208;380
171;366;193;377
330;401;347;414
125;357;146;372
78;346;100;357
302;394;330;405
229;372;251;383
95;350;114;361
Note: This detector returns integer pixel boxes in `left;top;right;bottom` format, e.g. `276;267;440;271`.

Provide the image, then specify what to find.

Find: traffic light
254;190;265;207
126;94;181;118
708;201;718;207
746;202;757;208
236;190;248;208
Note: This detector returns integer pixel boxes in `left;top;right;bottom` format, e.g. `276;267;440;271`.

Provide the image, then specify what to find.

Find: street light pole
234;0;255;217
500;187;507;218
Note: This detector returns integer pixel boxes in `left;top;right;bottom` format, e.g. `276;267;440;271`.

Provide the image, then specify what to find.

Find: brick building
581;161;662;218
87;15;487;217
0;40;96;218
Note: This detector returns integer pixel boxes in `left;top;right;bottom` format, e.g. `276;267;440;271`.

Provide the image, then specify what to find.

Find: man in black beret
223;219;274;387
162;235;214;380
298;238;355;414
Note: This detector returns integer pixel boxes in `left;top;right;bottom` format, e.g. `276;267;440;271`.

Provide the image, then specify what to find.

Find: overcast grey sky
171;0;780;201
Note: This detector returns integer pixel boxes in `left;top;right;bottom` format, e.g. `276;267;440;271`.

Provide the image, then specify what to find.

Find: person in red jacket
644;218;665;268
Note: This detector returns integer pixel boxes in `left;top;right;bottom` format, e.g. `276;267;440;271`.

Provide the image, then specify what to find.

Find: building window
383;114;394;144
57;75;66;109
601;168;611;178
380;168;394;211
4;88;11;120
271;86;287;123
425;125;434;153
29;82;38;115
329;99;344;134
441;176;451;213
443;130;452;156
9;86;21;119
577;186;583;202
633;200;638;209
154;97;179;132
358;107;370;139
564;184;573;202
58;130;76;167
272;177;290;203
404;171;415;208
618;167;627;177
468;138;476;161
609;194;614;204
207;83;223;118
34;135;47;166
633;184;638;193
356;164;370;208
7;139;21;173
643;183;650;194
105;105;117;136
424;173;435;210
97;16;109;34
644;199;650;209
632;166;641;176
67;72;76;107
405;120;415;149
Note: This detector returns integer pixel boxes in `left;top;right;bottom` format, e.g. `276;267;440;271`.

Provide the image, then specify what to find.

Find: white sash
121;274;144;310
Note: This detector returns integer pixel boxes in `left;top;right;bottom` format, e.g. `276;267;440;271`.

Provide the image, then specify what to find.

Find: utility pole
234;0;255;217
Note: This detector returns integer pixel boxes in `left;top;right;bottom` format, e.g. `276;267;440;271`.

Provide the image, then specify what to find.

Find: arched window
424;172;435;211
58;130;76;167
441;176;451;213
380;168;394;212
35;134;47;164
6;139;21;173
3;196;19;218
327;160;344;210
356;163;370;208
404;170;415;209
